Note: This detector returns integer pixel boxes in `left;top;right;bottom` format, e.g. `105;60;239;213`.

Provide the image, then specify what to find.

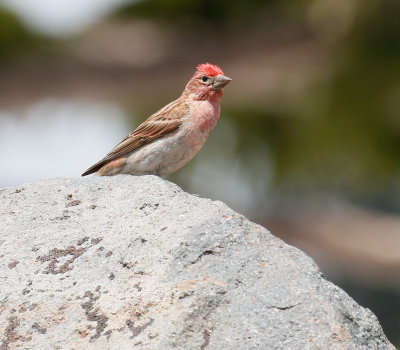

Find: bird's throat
194;88;223;102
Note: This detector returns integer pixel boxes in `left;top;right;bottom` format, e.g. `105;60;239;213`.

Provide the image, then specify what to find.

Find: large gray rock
0;176;394;350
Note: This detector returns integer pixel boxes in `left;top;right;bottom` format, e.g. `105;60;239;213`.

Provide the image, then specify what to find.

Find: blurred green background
0;0;399;345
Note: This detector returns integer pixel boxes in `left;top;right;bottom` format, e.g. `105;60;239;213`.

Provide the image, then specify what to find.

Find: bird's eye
201;75;209;82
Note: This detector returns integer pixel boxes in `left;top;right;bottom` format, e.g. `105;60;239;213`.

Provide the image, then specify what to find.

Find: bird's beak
212;75;232;90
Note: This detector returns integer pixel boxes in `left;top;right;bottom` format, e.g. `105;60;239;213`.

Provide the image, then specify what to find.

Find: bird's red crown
197;63;224;77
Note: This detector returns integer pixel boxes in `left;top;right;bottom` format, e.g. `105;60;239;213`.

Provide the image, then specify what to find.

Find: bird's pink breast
109;93;222;176
191;96;221;133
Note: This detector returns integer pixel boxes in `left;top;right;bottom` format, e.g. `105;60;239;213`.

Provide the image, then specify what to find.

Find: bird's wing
81;99;189;176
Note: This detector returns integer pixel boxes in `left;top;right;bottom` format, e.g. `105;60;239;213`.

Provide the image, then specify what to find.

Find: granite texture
0;176;394;349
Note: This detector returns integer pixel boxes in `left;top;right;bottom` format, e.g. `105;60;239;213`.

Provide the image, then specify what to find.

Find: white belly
116;125;210;176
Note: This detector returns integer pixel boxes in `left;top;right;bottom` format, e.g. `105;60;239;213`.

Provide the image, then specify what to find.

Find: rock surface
0;176;394;350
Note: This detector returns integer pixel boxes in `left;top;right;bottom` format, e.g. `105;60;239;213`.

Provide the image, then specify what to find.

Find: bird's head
184;63;232;100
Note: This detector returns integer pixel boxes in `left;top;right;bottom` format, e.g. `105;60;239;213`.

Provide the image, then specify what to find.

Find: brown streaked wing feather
81;99;189;176
104;99;188;160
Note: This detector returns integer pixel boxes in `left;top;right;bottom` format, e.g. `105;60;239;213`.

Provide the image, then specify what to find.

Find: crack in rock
273;303;301;311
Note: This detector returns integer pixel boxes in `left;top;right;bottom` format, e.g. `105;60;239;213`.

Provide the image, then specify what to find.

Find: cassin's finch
82;63;231;177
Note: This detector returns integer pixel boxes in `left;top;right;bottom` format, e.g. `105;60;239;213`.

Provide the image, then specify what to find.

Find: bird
82;63;231;177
